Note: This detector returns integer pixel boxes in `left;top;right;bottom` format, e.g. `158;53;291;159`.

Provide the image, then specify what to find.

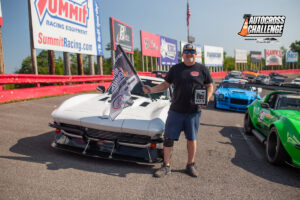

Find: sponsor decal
190;71;199;77
34;0;89;27
238;14;285;42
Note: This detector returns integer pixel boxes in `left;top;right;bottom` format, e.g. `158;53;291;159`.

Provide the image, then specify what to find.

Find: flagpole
187;0;190;42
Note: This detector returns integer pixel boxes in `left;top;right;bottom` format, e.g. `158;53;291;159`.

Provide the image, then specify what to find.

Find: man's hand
142;85;152;94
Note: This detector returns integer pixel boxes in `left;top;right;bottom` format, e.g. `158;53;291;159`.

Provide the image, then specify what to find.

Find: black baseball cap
183;43;196;50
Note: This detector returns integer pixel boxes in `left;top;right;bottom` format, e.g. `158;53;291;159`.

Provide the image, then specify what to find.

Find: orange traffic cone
238;18;249;36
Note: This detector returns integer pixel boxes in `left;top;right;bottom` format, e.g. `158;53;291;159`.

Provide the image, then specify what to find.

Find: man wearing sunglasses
142;43;213;178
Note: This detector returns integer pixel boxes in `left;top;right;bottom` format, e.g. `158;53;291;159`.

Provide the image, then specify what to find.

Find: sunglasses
183;49;196;54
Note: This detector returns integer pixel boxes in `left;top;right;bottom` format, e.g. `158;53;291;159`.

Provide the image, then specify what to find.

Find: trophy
194;88;207;105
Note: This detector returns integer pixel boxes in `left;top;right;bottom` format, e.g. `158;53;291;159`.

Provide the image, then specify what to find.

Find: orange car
243;70;259;82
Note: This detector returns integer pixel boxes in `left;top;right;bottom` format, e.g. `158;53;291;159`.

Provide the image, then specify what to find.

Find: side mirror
261;103;270;108
96;86;105;93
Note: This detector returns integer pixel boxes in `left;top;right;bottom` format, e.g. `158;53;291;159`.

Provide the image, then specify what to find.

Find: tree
289;40;300;67
290;40;300;53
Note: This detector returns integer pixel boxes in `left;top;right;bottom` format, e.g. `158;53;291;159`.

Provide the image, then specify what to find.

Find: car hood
52;93;171;137
275;110;300;133
217;88;257;99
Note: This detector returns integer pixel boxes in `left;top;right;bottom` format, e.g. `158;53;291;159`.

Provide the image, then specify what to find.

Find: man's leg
187;140;197;164
164;146;173;166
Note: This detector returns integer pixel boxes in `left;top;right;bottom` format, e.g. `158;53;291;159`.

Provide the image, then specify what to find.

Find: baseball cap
183;43;196;50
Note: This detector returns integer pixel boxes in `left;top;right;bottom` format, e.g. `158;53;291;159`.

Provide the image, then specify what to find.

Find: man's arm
204;83;214;103
142;81;170;94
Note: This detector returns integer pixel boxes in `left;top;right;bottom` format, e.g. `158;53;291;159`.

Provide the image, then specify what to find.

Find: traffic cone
238;18;249;36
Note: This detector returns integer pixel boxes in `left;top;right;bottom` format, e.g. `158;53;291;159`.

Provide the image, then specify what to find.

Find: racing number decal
258;111;265;123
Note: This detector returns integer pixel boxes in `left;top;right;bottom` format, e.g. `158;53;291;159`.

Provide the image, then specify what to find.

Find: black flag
109;45;140;120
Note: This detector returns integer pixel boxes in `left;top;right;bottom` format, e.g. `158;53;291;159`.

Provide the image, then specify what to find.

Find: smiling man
143;43;213;178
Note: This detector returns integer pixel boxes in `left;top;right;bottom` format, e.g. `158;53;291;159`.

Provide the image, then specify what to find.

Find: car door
257;94;278;135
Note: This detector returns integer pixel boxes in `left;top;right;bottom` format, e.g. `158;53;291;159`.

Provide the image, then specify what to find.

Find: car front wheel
244;111;253;135
266;127;290;165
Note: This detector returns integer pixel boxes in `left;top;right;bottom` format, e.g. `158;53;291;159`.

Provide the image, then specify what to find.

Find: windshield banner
109;45;140;121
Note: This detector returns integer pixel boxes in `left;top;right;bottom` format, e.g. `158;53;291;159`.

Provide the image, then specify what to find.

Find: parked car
269;76;285;86
244;70;259;83
214;79;261;112
151;71;168;79
254;74;270;85
269;72;286;78
225;71;244;80
244;91;300;168
49;76;173;163
291;77;300;85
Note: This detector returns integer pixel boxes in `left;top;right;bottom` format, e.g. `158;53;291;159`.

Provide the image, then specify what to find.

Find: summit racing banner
30;0;103;56
265;49;282;66
109;45;140;121
0;0;3;27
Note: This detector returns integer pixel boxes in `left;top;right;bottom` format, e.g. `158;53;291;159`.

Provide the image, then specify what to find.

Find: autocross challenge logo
238;14;286;43
34;0;89;27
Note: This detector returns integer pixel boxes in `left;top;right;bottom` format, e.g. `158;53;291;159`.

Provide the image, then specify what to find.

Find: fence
1;69;299;103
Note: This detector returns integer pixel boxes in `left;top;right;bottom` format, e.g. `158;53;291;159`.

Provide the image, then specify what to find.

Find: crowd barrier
0;69;299;103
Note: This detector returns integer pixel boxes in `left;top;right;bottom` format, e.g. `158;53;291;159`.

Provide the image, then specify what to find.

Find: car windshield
277;95;300;111
271;77;284;82
108;79;170;100
221;82;251;90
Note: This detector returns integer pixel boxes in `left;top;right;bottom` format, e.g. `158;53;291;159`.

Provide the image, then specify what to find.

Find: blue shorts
164;110;201;141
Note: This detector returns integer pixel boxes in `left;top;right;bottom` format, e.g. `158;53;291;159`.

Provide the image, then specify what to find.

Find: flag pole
187;0;189;42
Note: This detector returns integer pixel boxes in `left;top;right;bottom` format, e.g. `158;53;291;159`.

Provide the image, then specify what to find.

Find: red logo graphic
35;0;88;27
190;71;199;77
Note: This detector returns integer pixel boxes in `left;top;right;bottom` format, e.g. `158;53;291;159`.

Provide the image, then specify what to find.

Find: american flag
0;0;3;27
187;1;191;26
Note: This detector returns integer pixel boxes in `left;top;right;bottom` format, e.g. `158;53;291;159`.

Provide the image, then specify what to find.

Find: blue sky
1;0;299;74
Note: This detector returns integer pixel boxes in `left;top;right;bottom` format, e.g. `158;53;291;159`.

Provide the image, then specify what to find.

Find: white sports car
49;76;172;163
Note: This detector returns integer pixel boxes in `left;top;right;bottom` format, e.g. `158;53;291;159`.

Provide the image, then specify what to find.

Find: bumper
215;99;249;112
50;122;164;164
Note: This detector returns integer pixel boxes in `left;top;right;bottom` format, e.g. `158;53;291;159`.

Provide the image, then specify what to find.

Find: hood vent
99;97;109;101
140;102;150;107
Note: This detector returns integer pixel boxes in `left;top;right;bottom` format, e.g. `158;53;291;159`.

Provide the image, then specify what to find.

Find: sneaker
153;163;171;178
186;163;198;177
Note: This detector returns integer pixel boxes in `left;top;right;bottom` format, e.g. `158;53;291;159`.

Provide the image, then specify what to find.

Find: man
142;43;213;178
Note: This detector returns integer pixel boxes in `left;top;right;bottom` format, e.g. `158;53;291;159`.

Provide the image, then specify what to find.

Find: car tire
265;127;290;165
244;111;253;135
214;96;217;109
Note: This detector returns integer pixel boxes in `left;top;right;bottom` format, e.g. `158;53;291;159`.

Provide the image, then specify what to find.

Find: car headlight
219;94;224;99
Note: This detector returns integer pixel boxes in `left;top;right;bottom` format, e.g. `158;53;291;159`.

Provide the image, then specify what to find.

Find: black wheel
244;111;253;135
214;96;217;109
266;127;290;165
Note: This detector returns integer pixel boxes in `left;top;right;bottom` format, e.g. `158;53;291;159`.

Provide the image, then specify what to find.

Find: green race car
244;91;300;168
